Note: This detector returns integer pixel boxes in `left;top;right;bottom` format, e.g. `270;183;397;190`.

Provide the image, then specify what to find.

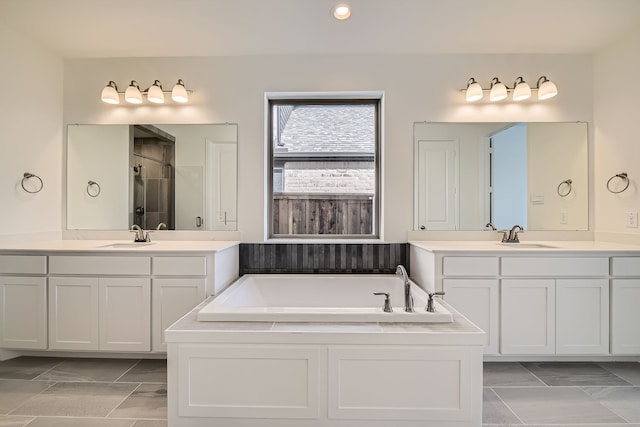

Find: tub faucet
130;224;150;242
501;224;523;243
396;265;414;313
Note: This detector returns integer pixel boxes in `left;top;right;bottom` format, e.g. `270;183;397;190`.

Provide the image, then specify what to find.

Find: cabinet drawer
442;257;499;276
0;255;47;274
612;257;640;276
153;256;206;276
49;256;151;276
501;257;608;277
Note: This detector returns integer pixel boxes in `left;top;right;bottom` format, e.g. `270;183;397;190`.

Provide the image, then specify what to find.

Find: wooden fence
273;193;373;235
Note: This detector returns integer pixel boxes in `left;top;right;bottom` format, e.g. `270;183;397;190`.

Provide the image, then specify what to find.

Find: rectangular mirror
414;122;588;231
67;123;237;231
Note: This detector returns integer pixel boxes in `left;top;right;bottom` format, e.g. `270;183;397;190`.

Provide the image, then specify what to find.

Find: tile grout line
105;382;144;420
31;357;68;381
5;380;58;417
519;362;551;387
114;359;143;383
488;386;526;425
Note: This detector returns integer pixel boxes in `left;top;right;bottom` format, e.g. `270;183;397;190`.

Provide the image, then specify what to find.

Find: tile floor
0;357;638;426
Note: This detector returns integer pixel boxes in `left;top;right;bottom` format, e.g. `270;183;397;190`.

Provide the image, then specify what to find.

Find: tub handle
373;292;393;313
426;291;445;313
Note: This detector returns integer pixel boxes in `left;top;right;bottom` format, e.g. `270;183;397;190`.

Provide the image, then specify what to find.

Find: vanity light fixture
512;76;531;101
461;76;558;102
124;80;143;104
332;3;351;20
100;81;120;104
100;79;192;105
489;77;508;102
147;80;165;104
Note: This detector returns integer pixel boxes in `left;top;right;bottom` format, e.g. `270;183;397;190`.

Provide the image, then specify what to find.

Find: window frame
265;92;383;240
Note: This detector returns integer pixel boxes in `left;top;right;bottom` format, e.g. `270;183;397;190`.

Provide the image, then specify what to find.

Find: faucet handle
373;292;393;313
426;291;445;313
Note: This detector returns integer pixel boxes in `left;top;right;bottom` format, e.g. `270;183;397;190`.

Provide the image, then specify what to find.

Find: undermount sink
497;243;557;249
98;243;156;248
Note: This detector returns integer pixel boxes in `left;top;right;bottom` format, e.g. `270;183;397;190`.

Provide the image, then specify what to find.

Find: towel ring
557;179;572;197
21;172;43;194
606;172;630;194
87;180;101;197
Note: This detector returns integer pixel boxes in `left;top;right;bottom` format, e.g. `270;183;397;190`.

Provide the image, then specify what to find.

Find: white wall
594;27;640;239
63;54;593;242
0;22;63;242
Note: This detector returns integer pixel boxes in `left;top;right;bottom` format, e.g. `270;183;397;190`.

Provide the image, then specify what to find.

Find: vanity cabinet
0;276;47;349
611;256;640;354
49;276;151;351
501;279;555;355
412;245;620;358
0;255;48;350
0;243;239;355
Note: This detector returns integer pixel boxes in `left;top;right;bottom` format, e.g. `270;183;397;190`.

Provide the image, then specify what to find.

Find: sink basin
497;243;557;249
98;243;156;248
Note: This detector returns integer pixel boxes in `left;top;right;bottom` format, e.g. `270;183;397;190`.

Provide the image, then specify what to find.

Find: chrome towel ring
557;179;572;197
87;180;101;197
21;172;43;194
607;172;630;194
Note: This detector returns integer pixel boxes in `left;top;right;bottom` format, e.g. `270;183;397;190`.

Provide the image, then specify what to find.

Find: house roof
278;105;375;154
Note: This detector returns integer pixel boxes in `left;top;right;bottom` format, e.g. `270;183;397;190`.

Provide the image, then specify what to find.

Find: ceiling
1;0;639;58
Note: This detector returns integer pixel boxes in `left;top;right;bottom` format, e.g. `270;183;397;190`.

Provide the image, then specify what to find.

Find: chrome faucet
501;224;523;243
396;265;414;313
156;223;167;230
130;225;150;242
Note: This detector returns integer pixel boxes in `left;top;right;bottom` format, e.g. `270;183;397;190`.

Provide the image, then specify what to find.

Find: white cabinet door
152;278;205;352
444;279;499;355
99;278;151;352
612;279;640;355
556;279;609;355
49;277;99;350
501;279;555;355
0;276;47;349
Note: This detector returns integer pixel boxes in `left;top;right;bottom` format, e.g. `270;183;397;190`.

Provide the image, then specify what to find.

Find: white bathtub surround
167;295;484;427
198;274;453;323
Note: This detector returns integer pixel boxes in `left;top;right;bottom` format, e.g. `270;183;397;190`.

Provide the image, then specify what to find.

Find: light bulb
512;77;531;101
125;81;143;104
537;76;558;100
489;78;507;102
100;81;119;104
171;79;189;103
147;80;165;104
465;78;483;102
332;3;351;20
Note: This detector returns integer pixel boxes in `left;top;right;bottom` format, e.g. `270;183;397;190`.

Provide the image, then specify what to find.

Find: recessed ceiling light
332;3;351;20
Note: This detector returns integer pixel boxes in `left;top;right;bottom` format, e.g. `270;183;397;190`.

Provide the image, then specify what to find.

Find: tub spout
396;265;414;313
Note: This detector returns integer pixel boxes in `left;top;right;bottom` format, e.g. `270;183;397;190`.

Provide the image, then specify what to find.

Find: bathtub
197;274;453;323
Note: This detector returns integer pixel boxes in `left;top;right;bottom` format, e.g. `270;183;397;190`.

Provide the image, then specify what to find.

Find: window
267;96;381;238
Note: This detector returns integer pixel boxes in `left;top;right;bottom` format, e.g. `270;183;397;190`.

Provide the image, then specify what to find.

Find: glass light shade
333;3;351;20
147;82;165;104
489;81;508;102
512;81;531;101
171;80;189;103
100;83;119;104
466;81;483;102
538;79;558;100
125;82;143;104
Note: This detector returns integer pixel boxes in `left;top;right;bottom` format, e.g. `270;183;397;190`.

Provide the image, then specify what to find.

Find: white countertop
409;240;640;253
0;239;240;253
